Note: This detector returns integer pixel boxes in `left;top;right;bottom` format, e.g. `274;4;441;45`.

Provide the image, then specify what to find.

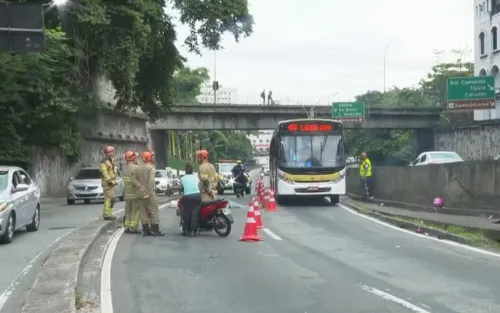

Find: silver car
66;166;124;205
0;166;41;244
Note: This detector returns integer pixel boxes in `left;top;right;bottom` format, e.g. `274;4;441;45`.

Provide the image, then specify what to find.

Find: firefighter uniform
198;160;218;201
99;157;117;219
122;161;143;233
136;155;164;236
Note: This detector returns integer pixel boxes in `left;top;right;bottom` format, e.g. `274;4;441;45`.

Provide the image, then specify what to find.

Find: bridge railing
172;92;444;109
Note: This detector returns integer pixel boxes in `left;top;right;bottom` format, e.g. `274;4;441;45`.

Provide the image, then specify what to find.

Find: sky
170;0;473;105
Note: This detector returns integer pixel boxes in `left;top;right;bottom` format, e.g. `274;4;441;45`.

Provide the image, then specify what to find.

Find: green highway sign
446;76;496;110
332;102;365;122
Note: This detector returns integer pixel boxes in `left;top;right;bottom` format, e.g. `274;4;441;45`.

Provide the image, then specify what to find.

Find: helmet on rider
260;173;264;178
124;151;136;161
237;160;242;165
103;145;114;155
141;151;154;163
196;149;209;163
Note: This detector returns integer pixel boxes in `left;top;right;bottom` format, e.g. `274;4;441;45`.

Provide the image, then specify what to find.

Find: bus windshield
279;134;345;168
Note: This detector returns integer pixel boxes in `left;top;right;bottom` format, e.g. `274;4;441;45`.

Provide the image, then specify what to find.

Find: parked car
0;166;41;244
155;169;175;196
66;166;124;204
410;151;464;166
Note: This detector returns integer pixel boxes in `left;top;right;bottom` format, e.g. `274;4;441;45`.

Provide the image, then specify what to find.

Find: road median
21;197;173;313
21;218;117;313
341;197;500;252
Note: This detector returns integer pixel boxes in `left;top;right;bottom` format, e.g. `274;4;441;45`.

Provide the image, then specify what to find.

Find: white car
262;165;270;175
155;169;174;195
0;166;41;244
411;151;464;166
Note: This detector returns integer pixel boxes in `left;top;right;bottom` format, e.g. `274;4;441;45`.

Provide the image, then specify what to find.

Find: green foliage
173;67;210;102
0;0;253;165
348;51;474;163
0;28;85;165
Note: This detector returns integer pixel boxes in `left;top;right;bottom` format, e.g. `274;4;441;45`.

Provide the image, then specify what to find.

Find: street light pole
213;50;217;105
383;39;395;93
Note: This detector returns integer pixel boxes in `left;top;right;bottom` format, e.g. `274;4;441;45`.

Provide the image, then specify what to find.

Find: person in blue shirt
180;163;202;237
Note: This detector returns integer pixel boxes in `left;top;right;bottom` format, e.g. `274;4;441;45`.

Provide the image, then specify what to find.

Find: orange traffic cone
239;204;263;241
267;189;277;211
259;186;265;203
263;187;270;209
253;197;264;229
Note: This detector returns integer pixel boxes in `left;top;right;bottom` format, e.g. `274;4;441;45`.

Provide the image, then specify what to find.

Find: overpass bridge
148;104;442;130
148;104;441;169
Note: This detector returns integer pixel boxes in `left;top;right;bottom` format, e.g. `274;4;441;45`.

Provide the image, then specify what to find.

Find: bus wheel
330;195;339;204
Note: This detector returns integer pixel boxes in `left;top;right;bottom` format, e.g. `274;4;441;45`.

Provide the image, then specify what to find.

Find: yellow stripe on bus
284;172;340;182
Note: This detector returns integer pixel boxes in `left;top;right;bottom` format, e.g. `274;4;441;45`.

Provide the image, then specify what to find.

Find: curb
346;193;500;218
21;219;116;313
340;200;471;245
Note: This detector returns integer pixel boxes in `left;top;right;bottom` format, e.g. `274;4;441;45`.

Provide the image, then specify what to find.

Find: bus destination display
285;122;337;132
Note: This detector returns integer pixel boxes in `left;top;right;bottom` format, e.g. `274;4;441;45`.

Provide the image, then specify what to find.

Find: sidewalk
341;196;500;243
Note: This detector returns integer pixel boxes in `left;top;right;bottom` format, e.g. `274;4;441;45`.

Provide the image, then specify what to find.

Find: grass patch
350;203;500;251
75;290;84;309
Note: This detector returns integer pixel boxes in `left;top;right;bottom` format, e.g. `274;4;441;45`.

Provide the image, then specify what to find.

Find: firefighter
99;146;117;220
136;151;164;236
122;151;147;234
196;149;218;201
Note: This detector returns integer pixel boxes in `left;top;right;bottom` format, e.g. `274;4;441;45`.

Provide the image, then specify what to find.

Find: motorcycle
233;181;247;198
176;197;234;237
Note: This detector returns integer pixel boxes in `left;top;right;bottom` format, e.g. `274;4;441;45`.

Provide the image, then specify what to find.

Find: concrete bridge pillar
149;130;167;169
412;128;435;158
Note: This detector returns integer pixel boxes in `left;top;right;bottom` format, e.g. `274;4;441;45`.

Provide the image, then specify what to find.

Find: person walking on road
179;163;202;237
197;149;218;201
122;151;147;234
360;152;374;199
136;151;165;236
99;146;117;220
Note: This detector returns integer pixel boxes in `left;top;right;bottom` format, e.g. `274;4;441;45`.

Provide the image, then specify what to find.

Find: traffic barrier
239;204;263;241
252;197;264;229
267;189;277;211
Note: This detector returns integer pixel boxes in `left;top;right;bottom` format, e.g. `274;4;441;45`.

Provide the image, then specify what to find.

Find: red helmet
196;149;208;160
103;146;114;154
141;151;154;163
124;151;136;161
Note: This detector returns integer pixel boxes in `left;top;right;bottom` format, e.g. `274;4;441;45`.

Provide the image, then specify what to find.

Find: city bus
269;118;346;204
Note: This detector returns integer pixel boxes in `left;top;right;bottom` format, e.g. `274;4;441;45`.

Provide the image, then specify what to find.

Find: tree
172;67;210;103
346;50;474;163
0;0;254;166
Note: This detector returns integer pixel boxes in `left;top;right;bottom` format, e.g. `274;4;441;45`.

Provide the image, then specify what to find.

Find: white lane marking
338;204;500;258
263;228;282;240
0;232;71;310
360;284;431;313
100;228;124;313
101;202;169;313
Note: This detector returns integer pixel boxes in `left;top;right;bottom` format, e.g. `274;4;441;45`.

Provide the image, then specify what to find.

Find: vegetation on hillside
0;0;253;166
346;51;473;165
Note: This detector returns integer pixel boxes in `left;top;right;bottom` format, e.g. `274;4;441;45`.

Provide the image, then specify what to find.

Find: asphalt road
109;171;500;313
0;198;144;313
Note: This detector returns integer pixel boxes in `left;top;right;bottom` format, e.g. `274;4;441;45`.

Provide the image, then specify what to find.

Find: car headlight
0;202;8;213
67;185;75;192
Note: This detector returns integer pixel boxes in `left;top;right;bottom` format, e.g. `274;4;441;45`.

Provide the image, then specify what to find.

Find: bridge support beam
149;130;167;169
412;128;435;158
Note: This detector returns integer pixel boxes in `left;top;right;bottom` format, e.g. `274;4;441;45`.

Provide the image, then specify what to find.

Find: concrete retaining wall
26;108;149;197
434;122;500;160
346;161;500;211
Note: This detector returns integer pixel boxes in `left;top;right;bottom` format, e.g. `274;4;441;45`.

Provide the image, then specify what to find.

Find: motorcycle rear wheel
213;215;231;237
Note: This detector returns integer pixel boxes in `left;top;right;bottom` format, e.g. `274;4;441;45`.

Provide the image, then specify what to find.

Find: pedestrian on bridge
360;152;374;199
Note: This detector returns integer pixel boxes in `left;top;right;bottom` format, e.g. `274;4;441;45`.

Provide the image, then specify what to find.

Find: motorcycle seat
202;198;226;206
